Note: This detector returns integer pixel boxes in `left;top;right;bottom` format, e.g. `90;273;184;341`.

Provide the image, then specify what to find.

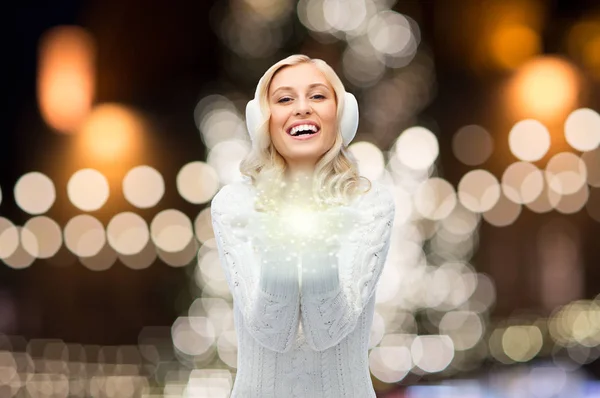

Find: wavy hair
239;54;371;212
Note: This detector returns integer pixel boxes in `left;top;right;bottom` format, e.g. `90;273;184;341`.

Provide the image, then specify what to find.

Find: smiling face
267;62;338;176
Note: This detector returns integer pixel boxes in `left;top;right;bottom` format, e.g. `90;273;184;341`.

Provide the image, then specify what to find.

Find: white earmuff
245;89;359;147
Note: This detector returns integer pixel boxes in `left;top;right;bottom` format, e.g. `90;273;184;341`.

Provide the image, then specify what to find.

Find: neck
284;164;315;184
282;164;315;205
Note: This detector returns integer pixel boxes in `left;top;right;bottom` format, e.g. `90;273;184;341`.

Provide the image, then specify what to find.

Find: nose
294;98;312;116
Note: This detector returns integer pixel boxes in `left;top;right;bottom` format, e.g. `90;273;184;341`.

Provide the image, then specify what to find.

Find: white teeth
290;124;319;136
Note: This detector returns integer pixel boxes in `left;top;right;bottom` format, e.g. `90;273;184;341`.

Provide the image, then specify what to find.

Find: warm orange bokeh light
38;26;96;134
507;57;580;123
567;19;600;79
489;24;541;70
582;36;600;79
78;103;144;162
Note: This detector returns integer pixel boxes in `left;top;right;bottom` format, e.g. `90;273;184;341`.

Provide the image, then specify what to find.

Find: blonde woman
211;54;395;397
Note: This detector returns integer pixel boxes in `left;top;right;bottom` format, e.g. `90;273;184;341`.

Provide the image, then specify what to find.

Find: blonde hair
239;54;371;212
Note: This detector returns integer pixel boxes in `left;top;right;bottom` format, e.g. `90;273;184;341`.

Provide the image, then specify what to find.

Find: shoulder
211;179;255;213
354;180;395;214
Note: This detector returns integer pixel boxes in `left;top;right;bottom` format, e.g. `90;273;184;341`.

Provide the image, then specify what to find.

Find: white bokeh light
151;209;194;253
564;108;600;152
67;169;110;212
0;217;19;260
207;140;250;185
64;214;106;257
14;172;56;215
545;152;587;195
501;162;544;204
348;141;385;180
177;162;220;205
107;212;150;255
395;126;439;170
509;119;551;162
22;216;62;259
413;178;457;220
122;165;165;209
458;170;501;213
411;335;454;373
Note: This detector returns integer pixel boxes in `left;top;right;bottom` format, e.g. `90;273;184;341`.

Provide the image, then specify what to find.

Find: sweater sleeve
210;184;300;353
299;183;395;351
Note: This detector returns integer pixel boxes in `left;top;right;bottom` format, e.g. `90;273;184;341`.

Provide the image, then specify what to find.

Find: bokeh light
507;57;580;122
79;241;117;271
106;212;150;256
483;192;522;227
206;140;249;185
0;218;19;260
14;172;56;215
554;184;589;215
194;95;248;150
171;317;215;356
508;119;551;162
176;162;220;205
452;125;494;166
502;325;543;362
77;103;144;162
526;180;562;213
501;162;544;204
349;141;385;181
64;215;106;258
369;334;414;383
411;335;454;373
119;241;157;270
67;169;110;212
458;170;501;213
567;19;600;79
367;10;419;67
151;210;194;253
564;108;600;152
22;216;62;259
3;227;36;270
37;25;95;134
439;311;484;351
395;126;439;170
193;208;215;245
545;152;587;195
582;147;600;187
489;24;541;70
122;165;165;209
587;188;600;222
413;178;457;220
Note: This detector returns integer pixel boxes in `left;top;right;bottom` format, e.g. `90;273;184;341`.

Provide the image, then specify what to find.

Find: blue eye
278;97;292;103
312;94;325;100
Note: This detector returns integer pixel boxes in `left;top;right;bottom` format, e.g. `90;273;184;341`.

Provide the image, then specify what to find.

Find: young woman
211;54;395;397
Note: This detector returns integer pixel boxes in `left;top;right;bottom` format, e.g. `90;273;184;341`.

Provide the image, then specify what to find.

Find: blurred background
2;0;600;396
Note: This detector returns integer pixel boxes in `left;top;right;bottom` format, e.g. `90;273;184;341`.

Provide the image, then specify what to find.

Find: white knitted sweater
210;178;395;398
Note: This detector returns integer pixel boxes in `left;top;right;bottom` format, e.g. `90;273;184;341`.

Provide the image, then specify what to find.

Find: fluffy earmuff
245;87;359;147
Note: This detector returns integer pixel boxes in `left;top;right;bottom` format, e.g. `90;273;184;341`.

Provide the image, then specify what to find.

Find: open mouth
286;123;320;137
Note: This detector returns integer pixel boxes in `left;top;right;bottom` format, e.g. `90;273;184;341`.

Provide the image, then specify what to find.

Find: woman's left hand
297;205;361;293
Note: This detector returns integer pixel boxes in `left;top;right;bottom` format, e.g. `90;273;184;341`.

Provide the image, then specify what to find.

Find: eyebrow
271;83;332;96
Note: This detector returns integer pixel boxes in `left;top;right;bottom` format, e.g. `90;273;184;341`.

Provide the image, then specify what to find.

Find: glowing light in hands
254;203;351;252
284;206;320;238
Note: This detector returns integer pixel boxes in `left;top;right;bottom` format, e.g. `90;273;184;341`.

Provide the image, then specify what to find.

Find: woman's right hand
247;210;300;269
247;210;300;294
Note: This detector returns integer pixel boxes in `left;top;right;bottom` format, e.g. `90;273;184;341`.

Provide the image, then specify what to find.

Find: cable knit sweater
210;178;395;398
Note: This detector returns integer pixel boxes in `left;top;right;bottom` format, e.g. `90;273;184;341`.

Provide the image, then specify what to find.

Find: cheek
269;108;286;129
323;105;338;131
